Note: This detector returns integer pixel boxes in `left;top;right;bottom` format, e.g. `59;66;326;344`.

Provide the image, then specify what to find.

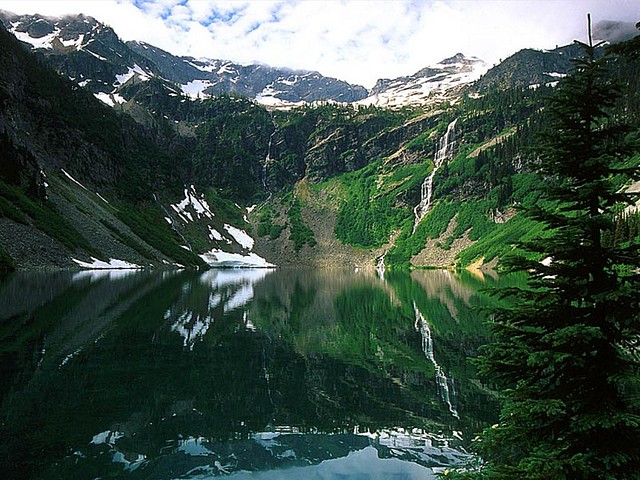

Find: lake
0;267;512;479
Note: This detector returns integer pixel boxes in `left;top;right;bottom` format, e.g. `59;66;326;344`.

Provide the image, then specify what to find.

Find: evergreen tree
449;18;640;480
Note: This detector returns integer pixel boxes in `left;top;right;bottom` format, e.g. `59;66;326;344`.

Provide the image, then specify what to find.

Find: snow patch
544;72;567;78
170;186;215;223
357;55;488;108
94;92;114;106
186;59;218;72
11;27;60;49
96;192;110;204
256;85;305;108
199;249;275;268
171;312;208;350
223;224;254;250
60;34;84;49
72;257;142;269
115;64;150;87
181;80;213;99
84;49;108;62
208;226;224;241
91;430;124;445
60;347;82;367
178;437;214;456
72;269;139;283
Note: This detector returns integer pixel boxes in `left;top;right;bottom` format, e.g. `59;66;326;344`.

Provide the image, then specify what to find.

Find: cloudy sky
0;0;638;88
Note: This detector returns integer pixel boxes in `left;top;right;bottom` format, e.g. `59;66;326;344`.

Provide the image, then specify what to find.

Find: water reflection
0;267;511;479
165;269;275;349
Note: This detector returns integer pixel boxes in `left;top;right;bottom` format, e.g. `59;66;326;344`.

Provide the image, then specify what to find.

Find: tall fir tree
449;16;640;480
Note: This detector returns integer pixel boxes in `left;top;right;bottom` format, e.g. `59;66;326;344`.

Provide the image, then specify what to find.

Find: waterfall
413;119;458;233
376;254;386;280
262;125;276;193
413;302;459;419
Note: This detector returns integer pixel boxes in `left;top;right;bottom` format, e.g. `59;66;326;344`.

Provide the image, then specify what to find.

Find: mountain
472;20;640;93
0;10;638;272
0;11;368;107
0;11;488;109
358;53;488;108
470;44;582;92
0;21;272;270
128;41;369;105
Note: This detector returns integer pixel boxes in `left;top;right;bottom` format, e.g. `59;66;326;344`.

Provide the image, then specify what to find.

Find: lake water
0;267;512;479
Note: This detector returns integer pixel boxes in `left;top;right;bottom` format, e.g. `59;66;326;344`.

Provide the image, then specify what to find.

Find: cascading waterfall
263;132;274;190
413;301;459;419
413;119;458;233
262;120;277;196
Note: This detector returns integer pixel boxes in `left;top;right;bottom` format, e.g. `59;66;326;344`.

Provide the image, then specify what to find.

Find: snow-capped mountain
128;41;369;105
358;53;488;108
0;11;368;107
0;11;487;109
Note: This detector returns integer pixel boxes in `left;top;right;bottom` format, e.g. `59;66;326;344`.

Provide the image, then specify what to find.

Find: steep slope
0;23;268;270
249;38;640;270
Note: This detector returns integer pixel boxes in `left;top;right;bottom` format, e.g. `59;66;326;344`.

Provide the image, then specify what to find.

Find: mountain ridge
1;10;637;110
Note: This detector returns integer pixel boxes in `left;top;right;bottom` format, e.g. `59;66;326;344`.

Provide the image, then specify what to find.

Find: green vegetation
405;131;435;152
335;160;428;249
603;210;640;247
204;187;247;226
256;205;286;240
0;180;100;257
330;285;434;375
98;218;155;261
0;244;14;270
0;193;29;224
286;194;316;252
191;96;273;202
450;32;640;479
114;201;205;268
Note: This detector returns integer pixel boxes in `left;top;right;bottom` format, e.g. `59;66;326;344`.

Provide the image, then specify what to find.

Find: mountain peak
439;52;467;64
360;52;488;108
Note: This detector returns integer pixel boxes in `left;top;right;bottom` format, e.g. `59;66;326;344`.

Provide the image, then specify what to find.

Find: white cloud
0;0;638;88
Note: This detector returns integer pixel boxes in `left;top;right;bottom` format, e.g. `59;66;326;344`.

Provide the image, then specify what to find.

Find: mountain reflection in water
0;267;515;479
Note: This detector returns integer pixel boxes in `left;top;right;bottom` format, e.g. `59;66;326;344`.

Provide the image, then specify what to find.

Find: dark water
0;267;514;479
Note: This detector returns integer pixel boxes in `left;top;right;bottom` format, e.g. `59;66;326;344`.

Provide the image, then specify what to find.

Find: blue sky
0;0;638;87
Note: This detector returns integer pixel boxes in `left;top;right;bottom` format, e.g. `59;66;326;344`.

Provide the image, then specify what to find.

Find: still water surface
0;267;513;479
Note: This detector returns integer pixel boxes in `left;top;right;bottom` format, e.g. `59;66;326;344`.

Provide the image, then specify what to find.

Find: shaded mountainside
0;24;272;270
0;11;639;271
